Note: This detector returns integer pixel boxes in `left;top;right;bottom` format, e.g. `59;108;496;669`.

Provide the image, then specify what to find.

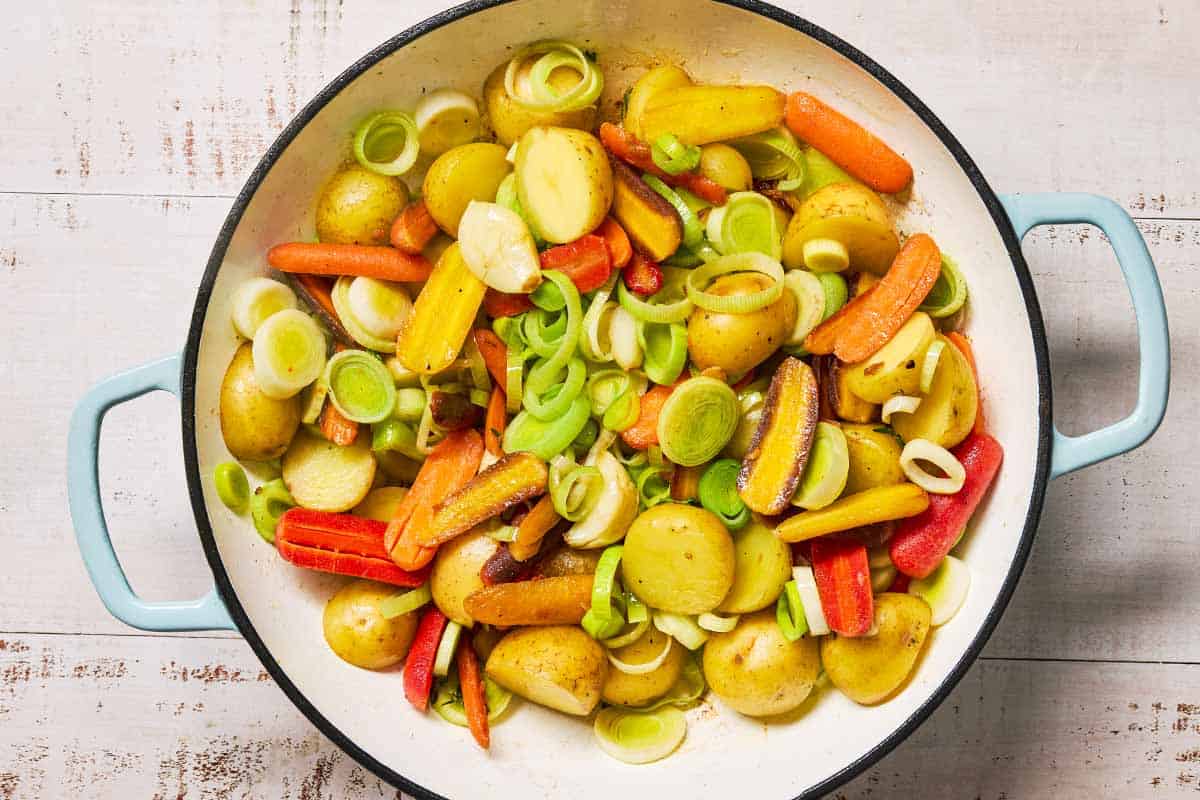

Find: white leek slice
457;201;542;294
331;276;413;353
783;269;826;346
231;277;296;339
697;612;739;633
607;630;674;675
881;395;921;424
900;438;967;494
251;309;327;399
792;421;849;510
602;617;650;650
920;339;946;394
652;612;708;650
792;565;830;636
594;706;686;765
908;555;970;626
802;238;850;273
563;451;638;548
413;89;480;156
609;305;643;370
433;621;463;677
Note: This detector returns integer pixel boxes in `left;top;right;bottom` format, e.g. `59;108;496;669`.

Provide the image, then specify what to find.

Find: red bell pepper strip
540;234;613;294
598;123;728;206
810;536;874;637
889;432;1004;579
482;288;535;318
457;635;491;749
275;508;431;587
404;607;449;712
622;252;663;296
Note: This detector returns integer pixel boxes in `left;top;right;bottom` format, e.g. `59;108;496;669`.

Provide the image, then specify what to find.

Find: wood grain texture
0;1;1196;215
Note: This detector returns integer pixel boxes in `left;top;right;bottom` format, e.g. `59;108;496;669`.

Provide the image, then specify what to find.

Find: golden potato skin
782;182;899;273
688;274;796;376
422;142;511;237
219;343;301;461
485;625;608;716
322;579;419;670
623;64;692;141
315;163;409;245
351;486;409;522
622;504;735;615
821;593;932;705
537;546;602;578
483;64;597;147
430;527;499;626
891;335;978;449
698;144;753;192
842;424;906;494
717;519;794;614
703;610;821;717
602;625;686;707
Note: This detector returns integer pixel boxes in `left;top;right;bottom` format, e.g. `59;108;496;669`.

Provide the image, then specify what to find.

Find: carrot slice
268;242;433;282
390;199;440;255
385;429;484;571
473;329;508;388
595;217;633;270
484;386;507;457
620;384;675;450
946;331;986;435
510;494;560;561
457;636;490;749
804;234;941;363
784;92;913;194
318;399;358;446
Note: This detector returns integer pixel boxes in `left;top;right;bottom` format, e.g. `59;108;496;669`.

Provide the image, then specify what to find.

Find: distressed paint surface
0;0;1196;797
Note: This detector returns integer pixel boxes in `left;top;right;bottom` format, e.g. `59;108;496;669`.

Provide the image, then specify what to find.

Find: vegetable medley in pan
212;40;1003;764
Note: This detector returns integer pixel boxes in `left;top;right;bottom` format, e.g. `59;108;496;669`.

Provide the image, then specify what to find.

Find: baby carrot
510;495;560;562
268;242;433;282
389;199;440;255
484;386;506;457
595;217;633;270
472;329;508;387
457;636;490;749
785;92;913;194
620;384;675;450
318;399;358;446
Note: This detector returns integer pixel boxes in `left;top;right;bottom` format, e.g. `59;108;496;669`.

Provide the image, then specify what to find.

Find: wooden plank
0;1;1196;216
0;192;1195;658
1;633;1198;797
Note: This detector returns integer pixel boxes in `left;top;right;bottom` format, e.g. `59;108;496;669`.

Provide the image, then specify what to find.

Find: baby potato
821;593;932;705
782;182;899;274
842;424;906;493
429;526;500;626
516;126;613;244
602;625;686;707
622;504;735;615
485;625;608;716
698;144;753;192
219;343;302;461
483;63;597;146
717;519;793;614
323;579;419;670
842;312;936;403
315;163;409;246
351;486;408;522
422;142;511;237
688;273;796;376
623;64;692;141
537;546;603;578
281;428;376;513
891;335;978;449
703;610;821;717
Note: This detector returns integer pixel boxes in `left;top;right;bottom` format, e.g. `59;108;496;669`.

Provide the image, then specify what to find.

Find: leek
249;479;294;545
697;458;750;530
705;191;782;260
504;40;603;112
637;321;687;386
213;462;249;514
379;585;432;619
251;309;328;399
433;621;463;678
231;277;296;339
731;128;806;190
324;350;397;424
655;377;739;467
642;174;703;250
353;110;420;177
918;254;968;318
775;580;808;642
593;706;686;765
503;393;591;460
685;252;784;314
650;133;701;176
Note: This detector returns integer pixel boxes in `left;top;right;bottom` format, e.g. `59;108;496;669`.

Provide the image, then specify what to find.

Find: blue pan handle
1000;193;1170;478
68;353;236;631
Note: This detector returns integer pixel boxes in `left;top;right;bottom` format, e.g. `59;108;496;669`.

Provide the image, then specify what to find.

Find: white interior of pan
190;1;1042;797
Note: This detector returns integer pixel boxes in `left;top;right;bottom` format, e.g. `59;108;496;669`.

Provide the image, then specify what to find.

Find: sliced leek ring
899;438;966;494
607;629;674;675
331;276;412;353
231;277;297;339
783;269;826;346
413;89;481;156
908;554;970;626
881;395;922;424
593;706;686;765
251;309;327;399
792;565;830;636
791;421;849;510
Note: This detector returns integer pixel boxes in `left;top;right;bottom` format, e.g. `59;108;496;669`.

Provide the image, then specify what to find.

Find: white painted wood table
1;1;1196;796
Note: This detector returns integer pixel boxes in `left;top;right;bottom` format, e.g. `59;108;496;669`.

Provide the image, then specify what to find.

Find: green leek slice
433;672;514;726
642;174;704;250
251;309;328;399
652;612;708;650
231;277;296;339
594;706;686;765
731;128;806;189
792;421;850;510
379;585;432;619
650;133;701;176
816;271;848;320
214;462;249;514
656;377;738;467
705;191;783;259
503;392;591;460
249;479;294;545
698;458;751;530
775;580;808;642
918;254;968;318
353;110;420;177
504;40;603;112
637;321;687;386
685;252;784;314
433;621;462;678
324;350;397;424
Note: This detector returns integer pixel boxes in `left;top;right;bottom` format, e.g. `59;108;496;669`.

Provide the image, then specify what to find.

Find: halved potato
842;423;906;493
281;428;375;512
815;355;878;424
641;85;785;146
610;159;682;261
485;626;608;716
821;593;932;705
891;334;978;448
782;182;900;274
842;312;936;403
717;519;793;614
515;126;613;244
623;64;693;141
483;63;597;146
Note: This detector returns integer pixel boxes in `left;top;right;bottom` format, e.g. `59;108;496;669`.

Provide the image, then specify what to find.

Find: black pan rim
180;2;1052;798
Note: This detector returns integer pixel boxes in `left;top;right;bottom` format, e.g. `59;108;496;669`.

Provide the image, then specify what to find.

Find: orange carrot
457;636;490;749
318;400;358;446
484;386;506;457
804;234;941;363
472;329;508;388
510;495;560;561
785;92;913;194
482;288;535;318
946;331;986;435
268;242;433;282
390;200;440;255
670;464;701;502
595;217;633;270
385;429;484;571
621;384;675;450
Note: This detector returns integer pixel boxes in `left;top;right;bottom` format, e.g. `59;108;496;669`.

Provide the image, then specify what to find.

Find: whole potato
315;163;409;245
688;273;796;376
782;182;899;273
821;593;932;705
430;527;500;626
483;64;597;147
322;579;419;670
843;424;906;494
698;144;753;192
602;625;686;707
485;625;608;715
423;142;511;237
622;504;735;615
717;519;793;614
702;610;820;717
219;343;301;461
